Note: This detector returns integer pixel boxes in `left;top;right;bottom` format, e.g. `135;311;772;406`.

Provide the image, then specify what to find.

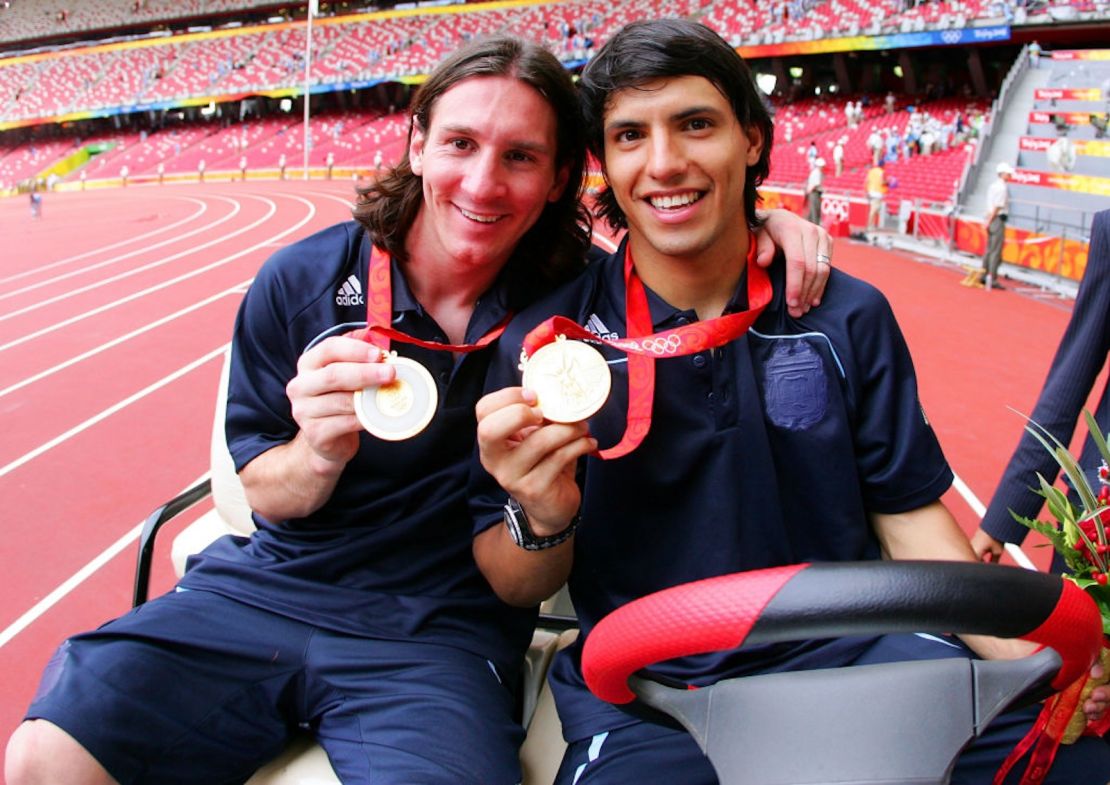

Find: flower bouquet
1009;410;1110;745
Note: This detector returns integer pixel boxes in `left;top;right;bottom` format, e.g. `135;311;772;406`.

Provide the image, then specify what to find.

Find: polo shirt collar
379;245;514;343
609;235;753;330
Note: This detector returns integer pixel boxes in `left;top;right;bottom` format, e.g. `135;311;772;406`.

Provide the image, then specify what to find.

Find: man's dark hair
578;19;774;232
354;36;591;307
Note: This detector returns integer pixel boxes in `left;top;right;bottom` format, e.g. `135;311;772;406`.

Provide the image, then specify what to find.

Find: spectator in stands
806;140;818;167
885;91;895;114
972;209;1110;565
886;128;902;163
867;126;883;165
806;156;825;224
866;160;886;229
967;162;1013;290
1029;40;1042;69
470;21;1110;785
833;137;844;176
5;34;830;785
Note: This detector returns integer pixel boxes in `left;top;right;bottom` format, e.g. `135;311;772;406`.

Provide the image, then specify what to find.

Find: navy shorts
26;589;523;785
557;633;1110;785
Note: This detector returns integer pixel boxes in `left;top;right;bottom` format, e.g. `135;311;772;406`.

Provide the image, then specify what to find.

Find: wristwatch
503;497;578;551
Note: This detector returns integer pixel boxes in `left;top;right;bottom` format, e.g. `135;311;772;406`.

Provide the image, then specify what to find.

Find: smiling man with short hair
471;19;1110;785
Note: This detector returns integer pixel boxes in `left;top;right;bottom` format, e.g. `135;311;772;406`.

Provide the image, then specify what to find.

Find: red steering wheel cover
1033;579;1104;690
582;563;1101;705
582;564;807;704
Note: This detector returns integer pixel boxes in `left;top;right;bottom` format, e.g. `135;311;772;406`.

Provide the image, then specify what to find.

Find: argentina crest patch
762;339;827;430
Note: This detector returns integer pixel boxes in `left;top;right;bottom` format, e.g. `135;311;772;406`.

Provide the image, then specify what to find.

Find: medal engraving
523;337;611;423
354;354;437;440
375;378;414;418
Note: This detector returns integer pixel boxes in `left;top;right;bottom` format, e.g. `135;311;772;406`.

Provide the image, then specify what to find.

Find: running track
0;180;1100;767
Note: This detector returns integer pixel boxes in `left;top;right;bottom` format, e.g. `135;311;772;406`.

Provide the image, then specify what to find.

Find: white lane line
0;194;317;353
0;197;210;287
0;196;240;302
0;472;211;650
0;196;253;321
952;473;1036;570
0;192;335;649
0;344;228;481
0;282;251;400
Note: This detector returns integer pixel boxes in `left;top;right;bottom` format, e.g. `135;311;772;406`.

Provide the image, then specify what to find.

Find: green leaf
1023;420;1099;510
1009;511;1066;552
1083;409;1110;469
1056;445;1099;511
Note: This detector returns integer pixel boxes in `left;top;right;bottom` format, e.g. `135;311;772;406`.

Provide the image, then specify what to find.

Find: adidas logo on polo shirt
586;313;618;340
336;274;365;307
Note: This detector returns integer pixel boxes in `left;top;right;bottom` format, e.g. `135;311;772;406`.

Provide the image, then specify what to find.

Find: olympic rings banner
821;195;850;224
735;25;1009;59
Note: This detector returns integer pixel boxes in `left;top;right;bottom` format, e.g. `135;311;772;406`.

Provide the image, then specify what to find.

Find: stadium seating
2;0;1107;124
0;0;286;45
767;93;989;207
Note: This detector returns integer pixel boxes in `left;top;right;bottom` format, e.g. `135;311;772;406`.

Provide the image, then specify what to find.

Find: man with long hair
8;34;828;785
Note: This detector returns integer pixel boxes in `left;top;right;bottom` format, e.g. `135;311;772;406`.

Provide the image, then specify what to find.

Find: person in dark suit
973;209;1110;562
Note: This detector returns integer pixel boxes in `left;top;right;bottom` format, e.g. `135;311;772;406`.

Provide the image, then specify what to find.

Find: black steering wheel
581;561;1101;785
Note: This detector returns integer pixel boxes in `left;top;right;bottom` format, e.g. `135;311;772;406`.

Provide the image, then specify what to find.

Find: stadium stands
767;94;989;208
0;0;287;45
2;0;1107;124
0;0;1106;216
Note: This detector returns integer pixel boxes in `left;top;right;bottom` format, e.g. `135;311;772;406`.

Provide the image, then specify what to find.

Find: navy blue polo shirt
470;236;954;740
180;221;535;678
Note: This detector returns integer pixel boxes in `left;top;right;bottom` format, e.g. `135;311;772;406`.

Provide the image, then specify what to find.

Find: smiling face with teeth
406;75;569;278
602;74;764;279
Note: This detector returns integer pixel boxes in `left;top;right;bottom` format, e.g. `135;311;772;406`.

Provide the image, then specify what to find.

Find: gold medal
353;353;438;441
522;336;611;423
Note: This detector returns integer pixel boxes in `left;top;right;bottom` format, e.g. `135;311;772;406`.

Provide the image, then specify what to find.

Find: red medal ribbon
522;234;772;459
993;658;1110;785
363;246;510;353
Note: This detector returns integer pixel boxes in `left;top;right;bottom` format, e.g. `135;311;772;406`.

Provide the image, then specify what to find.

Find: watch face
522;338;612;424
354;354;438;441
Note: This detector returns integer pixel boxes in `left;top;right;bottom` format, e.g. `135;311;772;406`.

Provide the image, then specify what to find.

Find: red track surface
0;181;1098;768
